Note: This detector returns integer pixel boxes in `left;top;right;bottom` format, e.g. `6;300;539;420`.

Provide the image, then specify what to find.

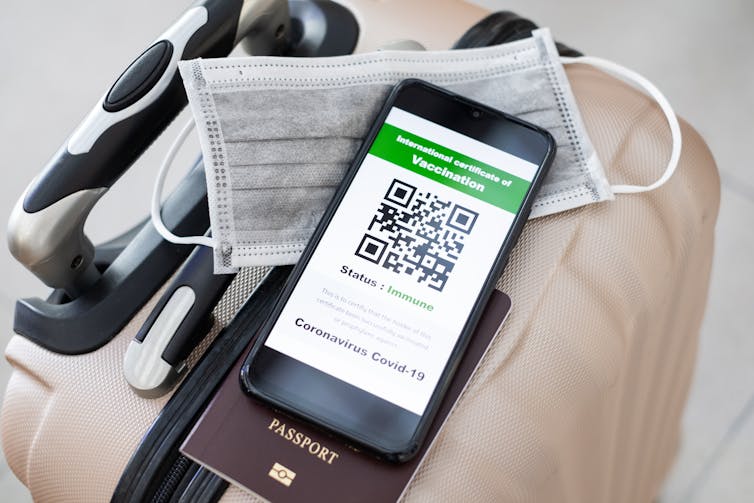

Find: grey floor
0;0;751;501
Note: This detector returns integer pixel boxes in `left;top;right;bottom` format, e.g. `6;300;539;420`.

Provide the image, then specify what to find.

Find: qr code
355;179;478;291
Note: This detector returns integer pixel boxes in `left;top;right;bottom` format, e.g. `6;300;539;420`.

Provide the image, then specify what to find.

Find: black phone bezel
240;79;556;463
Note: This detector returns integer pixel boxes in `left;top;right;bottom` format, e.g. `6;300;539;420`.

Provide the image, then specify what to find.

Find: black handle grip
23;0;245;213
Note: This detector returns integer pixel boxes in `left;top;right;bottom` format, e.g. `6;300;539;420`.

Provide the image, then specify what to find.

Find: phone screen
261;104;539;417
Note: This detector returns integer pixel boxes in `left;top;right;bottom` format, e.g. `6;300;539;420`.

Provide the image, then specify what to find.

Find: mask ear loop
151;118;216;248
561;56;682;194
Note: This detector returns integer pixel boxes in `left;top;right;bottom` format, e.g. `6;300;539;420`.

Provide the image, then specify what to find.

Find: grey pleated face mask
160;28;678;273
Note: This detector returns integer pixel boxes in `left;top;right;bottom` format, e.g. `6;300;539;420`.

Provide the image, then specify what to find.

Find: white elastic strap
151;118;215;248
561;56;682;194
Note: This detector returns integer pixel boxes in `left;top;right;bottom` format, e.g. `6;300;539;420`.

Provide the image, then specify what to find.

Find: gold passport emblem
268;462;296;487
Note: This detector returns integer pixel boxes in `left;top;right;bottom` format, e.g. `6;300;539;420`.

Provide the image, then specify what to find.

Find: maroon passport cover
181;290;511;503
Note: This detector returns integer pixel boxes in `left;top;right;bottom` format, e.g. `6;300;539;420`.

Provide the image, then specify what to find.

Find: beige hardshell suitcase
1;1;719;501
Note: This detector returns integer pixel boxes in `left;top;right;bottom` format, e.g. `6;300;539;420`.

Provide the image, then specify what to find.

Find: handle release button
104;40;173;113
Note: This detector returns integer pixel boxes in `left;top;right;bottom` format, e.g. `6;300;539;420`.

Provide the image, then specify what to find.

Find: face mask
151;28;680;273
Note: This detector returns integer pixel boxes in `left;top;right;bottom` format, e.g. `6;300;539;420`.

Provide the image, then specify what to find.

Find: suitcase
1;1;720;501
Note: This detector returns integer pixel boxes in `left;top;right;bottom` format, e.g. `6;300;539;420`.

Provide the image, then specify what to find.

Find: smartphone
241;79;555;462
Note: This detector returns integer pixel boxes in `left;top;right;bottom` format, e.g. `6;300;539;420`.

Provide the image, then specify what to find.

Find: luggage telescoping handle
7;0;290;298
123;241;235;398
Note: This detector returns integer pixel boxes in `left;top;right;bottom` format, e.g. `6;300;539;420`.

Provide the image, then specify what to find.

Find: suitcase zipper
152;455;194;503
112;266;291;503
171;466;229;503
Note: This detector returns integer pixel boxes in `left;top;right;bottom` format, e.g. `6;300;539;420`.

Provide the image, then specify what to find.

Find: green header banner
368;123;531;214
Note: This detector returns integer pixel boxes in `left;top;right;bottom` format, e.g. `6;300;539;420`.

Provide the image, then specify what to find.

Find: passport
181;290;511;502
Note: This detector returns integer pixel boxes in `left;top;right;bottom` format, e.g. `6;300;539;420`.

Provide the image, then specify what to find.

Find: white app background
265;109;536;415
